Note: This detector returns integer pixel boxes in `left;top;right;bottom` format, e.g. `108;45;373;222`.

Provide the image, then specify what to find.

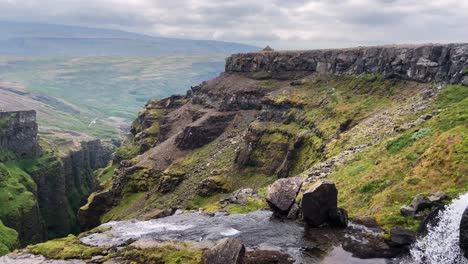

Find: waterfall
404;192;468;264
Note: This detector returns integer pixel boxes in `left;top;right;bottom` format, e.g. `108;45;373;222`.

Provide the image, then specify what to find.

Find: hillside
1;44;467;263
0;22;257;56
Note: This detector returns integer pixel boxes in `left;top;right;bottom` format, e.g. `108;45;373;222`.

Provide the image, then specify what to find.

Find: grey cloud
0;0;466;49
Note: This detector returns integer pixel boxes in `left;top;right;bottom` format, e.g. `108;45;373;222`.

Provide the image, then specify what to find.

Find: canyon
1;43;467;263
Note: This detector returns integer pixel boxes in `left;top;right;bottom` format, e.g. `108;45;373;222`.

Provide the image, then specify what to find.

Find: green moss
0;113;16;136
28;234;108;260
0;162;38;235
225;198;267;214
0;219;18;256
114;142;140;162
120;242;202;264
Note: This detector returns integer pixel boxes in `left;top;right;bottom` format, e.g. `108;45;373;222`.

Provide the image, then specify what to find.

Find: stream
81;211;393;263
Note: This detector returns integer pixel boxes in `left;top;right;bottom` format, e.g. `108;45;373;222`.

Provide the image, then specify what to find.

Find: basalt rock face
226;44;468;85
30;140;111;239
0;111;40;158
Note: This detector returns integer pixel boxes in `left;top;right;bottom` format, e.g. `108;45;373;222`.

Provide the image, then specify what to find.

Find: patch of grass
114;142;140;162
0;219;18;256
386;128;432;155
0;162;38;238
225;198;267;214
101;192;146;222
28;234;108;260
120;242;202;264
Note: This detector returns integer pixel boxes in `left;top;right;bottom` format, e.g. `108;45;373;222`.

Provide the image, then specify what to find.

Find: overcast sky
0;0;467;49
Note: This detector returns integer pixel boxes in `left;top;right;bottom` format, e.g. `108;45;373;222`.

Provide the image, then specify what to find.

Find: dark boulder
328;208;349;228
460;206;468;259
417;205;444;236
202;238;245;264
410;194;432;213
390;227;416;246
265;177;303;215
301;180;338;227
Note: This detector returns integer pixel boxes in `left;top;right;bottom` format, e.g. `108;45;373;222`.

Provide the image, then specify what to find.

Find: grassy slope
328;84;468;231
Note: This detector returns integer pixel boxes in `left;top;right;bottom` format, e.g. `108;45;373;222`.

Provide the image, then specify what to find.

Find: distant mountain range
0;21;258;56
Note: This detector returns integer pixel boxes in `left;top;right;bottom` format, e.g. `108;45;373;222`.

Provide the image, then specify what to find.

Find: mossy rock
28;234;108;260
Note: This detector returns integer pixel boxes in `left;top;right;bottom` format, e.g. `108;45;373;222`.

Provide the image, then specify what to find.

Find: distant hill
0;21;258;56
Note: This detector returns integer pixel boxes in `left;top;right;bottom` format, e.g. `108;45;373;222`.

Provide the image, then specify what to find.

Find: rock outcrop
0;111;40;158
389;227;416;247
226;44;468;85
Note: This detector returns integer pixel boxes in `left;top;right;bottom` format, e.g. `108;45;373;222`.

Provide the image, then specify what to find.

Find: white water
404;192;468;264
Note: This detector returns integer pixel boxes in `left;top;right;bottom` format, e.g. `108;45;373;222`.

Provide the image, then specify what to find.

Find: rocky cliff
226;43;468;85
0;111;40;158
0;111;112;254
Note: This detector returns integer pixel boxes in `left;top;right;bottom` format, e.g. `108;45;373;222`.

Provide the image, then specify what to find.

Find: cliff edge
226;43;468;85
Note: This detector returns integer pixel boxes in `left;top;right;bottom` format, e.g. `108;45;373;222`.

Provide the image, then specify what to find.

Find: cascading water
404;192;468;264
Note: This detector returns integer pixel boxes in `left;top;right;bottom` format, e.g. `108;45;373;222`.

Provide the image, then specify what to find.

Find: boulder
202;238;245;264
301;180;338;227
390;227;416;246
460;206;468;259
400;205;416;217
265;177;303;215
427;191;448;204
328;208;349;228
409;194;432;213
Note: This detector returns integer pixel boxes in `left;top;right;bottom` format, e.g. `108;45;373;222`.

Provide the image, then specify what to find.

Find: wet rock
244;250;294;264
328;208;348;228
265;177;303;215
202;238;245;264
301;180;338;227
460;206;468;259
390;227;416;246
418;205;444;236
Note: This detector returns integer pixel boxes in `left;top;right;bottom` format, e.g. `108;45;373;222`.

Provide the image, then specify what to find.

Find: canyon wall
226;43;468;85
0;110;112;249
0;110;40;158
